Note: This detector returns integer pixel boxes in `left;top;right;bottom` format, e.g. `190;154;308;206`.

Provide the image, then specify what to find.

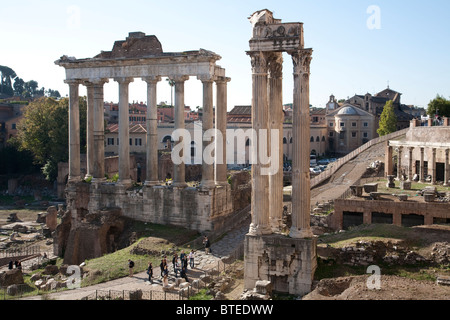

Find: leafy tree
13;77;25;96
23;80;39;98
16;96;87;181
427;94;450;118
377;100;397;136
0;65;17;96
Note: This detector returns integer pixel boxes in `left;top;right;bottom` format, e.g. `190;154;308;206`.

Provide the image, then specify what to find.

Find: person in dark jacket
147;262;153;283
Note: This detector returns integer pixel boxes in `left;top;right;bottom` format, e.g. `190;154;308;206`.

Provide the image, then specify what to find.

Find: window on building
340;122;345;127
339;131;345;139
329;131;334;137
11;123;16;130
283;137;287;144
329;122;334;127
352;122;357;127
107;138;114;145
322;136;325;142
351;132;357;138
316;136;320;142
117;138;119;145
363;132;368;138
363;122;369;127
310;136;314;142
129;138;132;146
135;138;142;146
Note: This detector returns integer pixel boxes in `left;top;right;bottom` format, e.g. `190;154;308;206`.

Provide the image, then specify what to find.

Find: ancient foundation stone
244;233;317;296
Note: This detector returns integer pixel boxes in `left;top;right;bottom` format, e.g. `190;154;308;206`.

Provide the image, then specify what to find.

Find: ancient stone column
407;147;414;181
143;76;161;186
84;82;95;180
65;80;81;182
199;76;215;189
92;79;108;181
115;77;134;185
267;52;284;232
385;143;393;177
215;77;230;186
444;149;449;187
419;147;425;183
247;51;271;236
289;49;314;239
397;146;403;180
172;75;189;188
431;148;437;185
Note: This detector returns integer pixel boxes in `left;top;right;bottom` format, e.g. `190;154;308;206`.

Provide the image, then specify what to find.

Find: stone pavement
19;216;250;300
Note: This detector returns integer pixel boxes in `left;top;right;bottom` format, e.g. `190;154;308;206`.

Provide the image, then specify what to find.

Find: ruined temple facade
54;32;233;264
244;10;317;296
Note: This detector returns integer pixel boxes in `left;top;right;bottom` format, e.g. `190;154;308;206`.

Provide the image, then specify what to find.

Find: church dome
337;106;358;115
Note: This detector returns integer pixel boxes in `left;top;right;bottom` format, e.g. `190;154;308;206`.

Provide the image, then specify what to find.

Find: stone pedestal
386;175;395;188
400;181;411;190
244;233;317;296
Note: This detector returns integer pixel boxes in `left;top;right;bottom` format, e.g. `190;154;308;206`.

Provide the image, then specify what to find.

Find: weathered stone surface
43;265;59;276
0;269;24;287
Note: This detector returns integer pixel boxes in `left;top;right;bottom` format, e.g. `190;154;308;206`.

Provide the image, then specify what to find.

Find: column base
200;180;216;189
172;181;188;188
289;227;314;239
68;176;82;183
248;223;272;236
144;180;160;187
91;177;106;185
215;181;229;187
117;179;132;188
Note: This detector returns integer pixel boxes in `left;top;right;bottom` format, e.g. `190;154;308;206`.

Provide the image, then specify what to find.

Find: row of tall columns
66;75;229;188
387;145;450;186
247;49;313;239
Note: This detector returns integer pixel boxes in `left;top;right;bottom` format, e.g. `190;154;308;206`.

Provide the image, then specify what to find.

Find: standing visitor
147;262;153;283
188;249;195;268
128;259;135;277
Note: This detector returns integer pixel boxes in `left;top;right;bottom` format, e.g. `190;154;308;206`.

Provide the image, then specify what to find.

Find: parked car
310;167;321;175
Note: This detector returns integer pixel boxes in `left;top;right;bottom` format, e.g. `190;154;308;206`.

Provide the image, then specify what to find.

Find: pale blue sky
2;0;450;110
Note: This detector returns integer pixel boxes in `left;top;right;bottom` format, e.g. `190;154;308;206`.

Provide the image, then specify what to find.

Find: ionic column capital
114;77;134;84
142;76;162;83
170;75;189;83
215;76;231;84
88;78;109;86
64;79;81;87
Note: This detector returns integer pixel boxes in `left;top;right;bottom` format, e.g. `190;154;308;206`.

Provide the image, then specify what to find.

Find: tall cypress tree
377;100;397;136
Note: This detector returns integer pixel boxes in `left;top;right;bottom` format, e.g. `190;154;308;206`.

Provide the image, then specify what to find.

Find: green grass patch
189;288;213;300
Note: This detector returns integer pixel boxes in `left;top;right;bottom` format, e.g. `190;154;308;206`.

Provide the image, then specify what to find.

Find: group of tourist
127;249;196;286
126;236;212;287
8;260;22;270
